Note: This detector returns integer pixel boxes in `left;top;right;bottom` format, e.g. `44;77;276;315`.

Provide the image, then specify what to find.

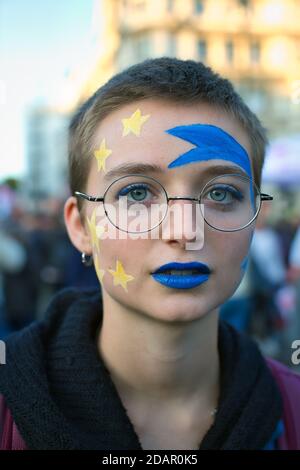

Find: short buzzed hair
69;57;268;205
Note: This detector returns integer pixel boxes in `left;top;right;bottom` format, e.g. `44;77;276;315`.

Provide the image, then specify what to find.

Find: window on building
297;40;300;61
250;41;260;64
225;41;234;64
136;34;150;61
194;0;204;14
238;0;250;6
131;0;146;9
168;32;177;56
197;39;207;61
167;0;174;13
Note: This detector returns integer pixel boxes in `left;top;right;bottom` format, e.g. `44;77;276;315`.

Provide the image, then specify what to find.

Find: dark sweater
0;287;282;450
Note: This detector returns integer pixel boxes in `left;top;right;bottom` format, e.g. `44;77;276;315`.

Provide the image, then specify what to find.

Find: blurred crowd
0;180;300;368
221;202;300;367
0;180;98;338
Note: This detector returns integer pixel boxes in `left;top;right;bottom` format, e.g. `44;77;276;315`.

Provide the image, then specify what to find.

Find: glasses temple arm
260;193;273;201
74;191;104;202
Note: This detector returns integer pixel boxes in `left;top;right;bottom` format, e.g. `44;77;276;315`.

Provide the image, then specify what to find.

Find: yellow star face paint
94;253;105;283
122;108;150;136
86;208;100;252
108;260;135;292
96;224;107;240
94;138;112;172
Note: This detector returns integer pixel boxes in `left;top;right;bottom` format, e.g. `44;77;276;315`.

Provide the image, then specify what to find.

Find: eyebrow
194;164;249;179
103;162;249;181
103;163;164;181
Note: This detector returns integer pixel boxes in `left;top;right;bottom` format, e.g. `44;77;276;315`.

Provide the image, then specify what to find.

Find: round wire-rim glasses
75;173;273;234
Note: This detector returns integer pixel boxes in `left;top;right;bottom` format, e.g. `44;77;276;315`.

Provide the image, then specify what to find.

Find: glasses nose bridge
167;196;199;205
166;197;200;216
161;194;203;243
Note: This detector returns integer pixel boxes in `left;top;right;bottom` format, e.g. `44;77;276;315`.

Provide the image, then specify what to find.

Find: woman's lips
151;262;211;289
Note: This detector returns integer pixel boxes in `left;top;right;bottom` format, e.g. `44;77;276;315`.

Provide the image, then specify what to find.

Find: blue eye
206;185;244;204
118;184;151;202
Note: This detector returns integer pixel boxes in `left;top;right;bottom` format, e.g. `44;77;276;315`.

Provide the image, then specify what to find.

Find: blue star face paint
240;228;255;273
240;256;249;272
166;124;252;179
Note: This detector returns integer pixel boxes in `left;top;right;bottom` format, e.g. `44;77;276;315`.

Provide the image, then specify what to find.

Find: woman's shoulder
0;286;103;450
266;356;300;388
265;357;300;450
1;286;100;348
0;393;27;450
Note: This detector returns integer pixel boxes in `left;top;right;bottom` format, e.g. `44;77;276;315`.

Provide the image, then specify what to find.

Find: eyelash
117;184;156;204
204;185;244;202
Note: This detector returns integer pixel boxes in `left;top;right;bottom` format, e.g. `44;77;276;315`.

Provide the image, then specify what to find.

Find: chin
150;295;216;323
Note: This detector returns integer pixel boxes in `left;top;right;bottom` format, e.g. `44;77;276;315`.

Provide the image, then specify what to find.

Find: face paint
240;256;249;272
86;208;100;252
240;226;255;273
108;260;135;292
167;123;256;211
122;108;150;136
166;124;252;179
94;138;112;172
94;253;105;282
96;224;107;239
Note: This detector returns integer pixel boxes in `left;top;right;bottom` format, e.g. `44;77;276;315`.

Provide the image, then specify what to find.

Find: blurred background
0;0;299;369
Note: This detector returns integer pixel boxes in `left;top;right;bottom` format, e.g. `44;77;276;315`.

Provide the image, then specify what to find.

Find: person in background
288;223;300;340
249;204;286;347
0;230;26;337
220;265;253;332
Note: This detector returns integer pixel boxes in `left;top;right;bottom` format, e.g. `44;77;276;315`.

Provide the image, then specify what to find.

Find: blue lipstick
151;262;211;289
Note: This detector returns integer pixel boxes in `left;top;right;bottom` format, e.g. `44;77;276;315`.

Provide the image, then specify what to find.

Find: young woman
1;57;299;450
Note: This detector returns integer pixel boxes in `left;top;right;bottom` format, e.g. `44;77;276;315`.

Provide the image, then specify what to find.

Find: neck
97;294;220;411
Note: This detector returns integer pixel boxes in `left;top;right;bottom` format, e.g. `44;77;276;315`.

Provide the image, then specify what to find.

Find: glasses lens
103;175;168;233
199;174;260;231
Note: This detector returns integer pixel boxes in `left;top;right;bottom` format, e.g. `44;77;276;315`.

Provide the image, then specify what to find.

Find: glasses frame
75;173;273;233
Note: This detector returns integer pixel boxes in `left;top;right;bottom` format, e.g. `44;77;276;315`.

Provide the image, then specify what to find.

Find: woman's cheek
215;230;252;278
94;238;141;293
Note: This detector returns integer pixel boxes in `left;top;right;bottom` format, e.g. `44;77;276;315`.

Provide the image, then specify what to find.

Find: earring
81;252;93;267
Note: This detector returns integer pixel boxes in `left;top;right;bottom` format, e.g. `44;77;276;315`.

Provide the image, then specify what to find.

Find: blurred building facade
21;0;300;209
81;0;300;137
23;107;69;209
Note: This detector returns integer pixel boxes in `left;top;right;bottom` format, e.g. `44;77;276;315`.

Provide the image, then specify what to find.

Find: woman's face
84;99;255;323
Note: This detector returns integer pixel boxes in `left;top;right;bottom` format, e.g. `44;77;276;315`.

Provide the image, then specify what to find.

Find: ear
64;196;92;255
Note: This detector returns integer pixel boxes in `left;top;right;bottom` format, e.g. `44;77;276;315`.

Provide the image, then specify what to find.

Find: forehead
89;99;253;182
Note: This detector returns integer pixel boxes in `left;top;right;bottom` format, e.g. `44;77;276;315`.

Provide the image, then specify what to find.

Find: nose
160;198;205;250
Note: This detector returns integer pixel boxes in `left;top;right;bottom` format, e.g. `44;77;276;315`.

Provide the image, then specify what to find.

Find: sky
0;0;95;179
